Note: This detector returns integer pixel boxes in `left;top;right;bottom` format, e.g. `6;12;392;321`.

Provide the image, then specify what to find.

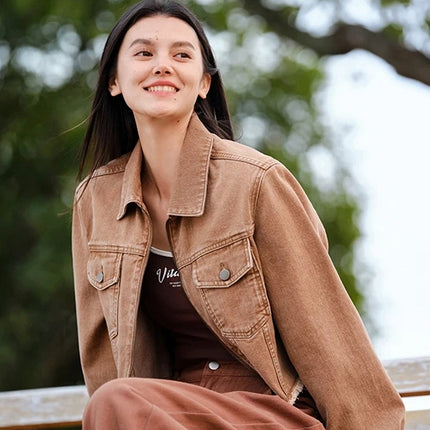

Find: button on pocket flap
192;238;253;288
87;252;122;290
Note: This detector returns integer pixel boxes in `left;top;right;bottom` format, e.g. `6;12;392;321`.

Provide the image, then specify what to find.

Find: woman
72;1;405;428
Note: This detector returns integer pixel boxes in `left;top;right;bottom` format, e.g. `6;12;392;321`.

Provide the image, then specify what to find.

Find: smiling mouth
145;85;178;93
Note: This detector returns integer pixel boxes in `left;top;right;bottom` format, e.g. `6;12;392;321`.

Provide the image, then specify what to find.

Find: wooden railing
384;356;430;429
0;356;429;429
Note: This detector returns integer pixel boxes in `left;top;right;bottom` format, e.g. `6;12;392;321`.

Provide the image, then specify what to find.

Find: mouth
145;85;179;93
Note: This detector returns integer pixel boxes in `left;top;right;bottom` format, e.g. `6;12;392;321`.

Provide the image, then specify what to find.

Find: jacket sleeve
253;163;405;430
72;184;117;396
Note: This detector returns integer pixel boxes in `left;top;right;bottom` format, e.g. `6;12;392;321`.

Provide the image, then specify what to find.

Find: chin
145;108;194;122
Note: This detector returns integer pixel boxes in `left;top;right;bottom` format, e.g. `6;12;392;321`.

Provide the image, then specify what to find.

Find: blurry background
0;0;429;393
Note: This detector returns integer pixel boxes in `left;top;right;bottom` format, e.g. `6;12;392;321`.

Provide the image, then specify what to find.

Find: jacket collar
117;114;213;220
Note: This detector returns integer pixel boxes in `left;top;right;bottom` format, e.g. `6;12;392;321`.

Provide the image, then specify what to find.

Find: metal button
208;361;220;371
96;271;104;283
219;268;230;281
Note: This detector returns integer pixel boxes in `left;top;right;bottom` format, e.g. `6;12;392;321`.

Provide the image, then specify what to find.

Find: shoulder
209;135;303;196
211;135;279;171
74;152;131;200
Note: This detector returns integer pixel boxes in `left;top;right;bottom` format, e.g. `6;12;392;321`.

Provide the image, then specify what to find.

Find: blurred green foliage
0;0;385;392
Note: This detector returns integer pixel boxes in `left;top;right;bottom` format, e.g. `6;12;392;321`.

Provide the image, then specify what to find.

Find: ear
199;73;211;99
109;76;121;96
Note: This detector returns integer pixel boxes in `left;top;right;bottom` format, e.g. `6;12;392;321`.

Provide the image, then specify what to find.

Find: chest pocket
191;237;270;338
87;251;122;340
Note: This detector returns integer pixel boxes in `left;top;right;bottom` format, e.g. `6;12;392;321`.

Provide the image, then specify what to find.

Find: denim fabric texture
73;114;405;429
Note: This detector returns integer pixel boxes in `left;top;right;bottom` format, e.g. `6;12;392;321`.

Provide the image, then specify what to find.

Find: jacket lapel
117;114;213;221
168;114;213;217
116;143;145;220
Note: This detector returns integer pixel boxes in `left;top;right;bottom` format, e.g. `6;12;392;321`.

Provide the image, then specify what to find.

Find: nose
153;56;173;75
154;65;171;75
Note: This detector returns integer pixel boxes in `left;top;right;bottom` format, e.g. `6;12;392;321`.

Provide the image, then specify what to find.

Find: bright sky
321;49;430;362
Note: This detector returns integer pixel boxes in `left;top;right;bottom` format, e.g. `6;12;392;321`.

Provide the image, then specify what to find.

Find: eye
135;50;152;57
175;52;191;59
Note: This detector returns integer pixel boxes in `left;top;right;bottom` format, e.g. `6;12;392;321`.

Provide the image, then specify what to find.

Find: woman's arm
253;163;405;429
72;186;117;396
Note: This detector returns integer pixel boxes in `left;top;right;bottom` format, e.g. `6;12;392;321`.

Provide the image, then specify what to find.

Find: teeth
147;85;177;92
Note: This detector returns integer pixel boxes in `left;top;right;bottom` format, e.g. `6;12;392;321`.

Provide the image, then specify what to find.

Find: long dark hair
78;0;233;178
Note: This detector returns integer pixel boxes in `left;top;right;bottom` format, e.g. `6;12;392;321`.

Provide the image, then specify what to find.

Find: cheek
119;68;138;84
117;61;146;82
189;70;207;89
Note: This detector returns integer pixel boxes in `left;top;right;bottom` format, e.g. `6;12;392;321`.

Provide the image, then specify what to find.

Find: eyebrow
128;38;196;51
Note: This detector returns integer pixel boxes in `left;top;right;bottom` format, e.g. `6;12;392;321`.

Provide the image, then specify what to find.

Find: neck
136;114;191;201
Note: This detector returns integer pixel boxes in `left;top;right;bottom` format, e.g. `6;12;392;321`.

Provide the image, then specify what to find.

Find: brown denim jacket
72;114;404;429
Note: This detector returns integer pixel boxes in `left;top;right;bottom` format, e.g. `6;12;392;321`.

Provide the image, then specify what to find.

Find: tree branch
243;0;430;86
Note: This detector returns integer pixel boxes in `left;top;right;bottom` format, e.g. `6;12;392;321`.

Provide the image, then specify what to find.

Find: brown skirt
83;361;325;429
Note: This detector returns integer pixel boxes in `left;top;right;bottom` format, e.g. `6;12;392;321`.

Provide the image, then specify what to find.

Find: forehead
122;15;200;46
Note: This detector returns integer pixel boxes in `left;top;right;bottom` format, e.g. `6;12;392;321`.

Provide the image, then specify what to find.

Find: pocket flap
87;252;122;290
192;238;252;288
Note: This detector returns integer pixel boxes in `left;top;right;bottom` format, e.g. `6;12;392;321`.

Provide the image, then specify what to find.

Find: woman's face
109;15;211;123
